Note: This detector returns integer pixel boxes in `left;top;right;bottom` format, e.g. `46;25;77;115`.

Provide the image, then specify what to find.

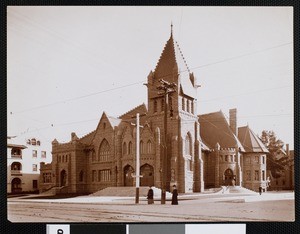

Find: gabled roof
107;116;122;128
238;126;269;153
180;75;196;98
79;130;96;145
198;111;244;151
118;103;147;120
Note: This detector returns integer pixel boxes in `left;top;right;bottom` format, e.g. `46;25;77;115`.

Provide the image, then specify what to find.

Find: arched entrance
60;170;67;186
124;165;134;186
140;164;154;186
11;178;22;193
224;168;235;186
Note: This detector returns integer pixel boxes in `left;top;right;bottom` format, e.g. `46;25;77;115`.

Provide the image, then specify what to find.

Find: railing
11;154;22;159
11;170;22;175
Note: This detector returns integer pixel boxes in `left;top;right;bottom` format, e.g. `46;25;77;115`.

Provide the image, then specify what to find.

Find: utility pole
135;113;140;204
130;113;145;204
157;79;176;204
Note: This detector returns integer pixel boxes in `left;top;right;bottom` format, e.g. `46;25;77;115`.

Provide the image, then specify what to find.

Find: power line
10;81;143;114
189;42;292;70
8;11;292;115
199;85;292;103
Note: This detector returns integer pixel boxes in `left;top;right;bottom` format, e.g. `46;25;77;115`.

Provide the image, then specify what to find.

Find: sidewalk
7;191;294;205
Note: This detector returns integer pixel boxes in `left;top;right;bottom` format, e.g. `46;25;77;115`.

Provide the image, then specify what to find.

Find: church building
39;26;268;194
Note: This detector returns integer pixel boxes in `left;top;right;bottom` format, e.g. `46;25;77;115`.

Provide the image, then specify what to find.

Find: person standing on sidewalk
147;186;154;204
171;185;178;205
259;186;262;195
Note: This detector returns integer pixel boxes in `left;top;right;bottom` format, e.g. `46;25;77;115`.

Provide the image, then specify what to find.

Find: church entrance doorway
224;168;235;186
60;170;67;186
140;164;154;186
124;165;134;186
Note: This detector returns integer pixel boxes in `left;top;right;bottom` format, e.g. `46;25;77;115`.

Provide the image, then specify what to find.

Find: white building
7;136;51;194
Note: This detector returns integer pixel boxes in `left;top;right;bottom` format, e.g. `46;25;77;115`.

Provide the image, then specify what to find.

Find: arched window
182;97;185;111
79;170;84;182
161;98;164;112
11;162;22;171
31;138;37;145
140;141;144;154
128;141;133;155
99;139;110;161
154;100;157;113
147;140;152;154
123;142;127;155
185;134;192;155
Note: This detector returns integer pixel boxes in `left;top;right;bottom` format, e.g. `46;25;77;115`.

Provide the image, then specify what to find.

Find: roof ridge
79;130;96;140
118;103;147;119
198;110;222;117
154;40;170;73
174;40;190;72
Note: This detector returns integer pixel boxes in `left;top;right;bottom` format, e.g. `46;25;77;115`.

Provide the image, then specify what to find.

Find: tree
260;130;286;178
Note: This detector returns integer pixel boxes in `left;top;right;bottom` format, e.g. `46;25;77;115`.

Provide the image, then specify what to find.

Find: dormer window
37;140;41;146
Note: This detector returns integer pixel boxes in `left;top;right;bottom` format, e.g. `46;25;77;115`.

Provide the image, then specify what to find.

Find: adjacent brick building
40;27;268;194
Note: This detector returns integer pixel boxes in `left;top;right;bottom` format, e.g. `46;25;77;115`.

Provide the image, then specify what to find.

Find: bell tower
146;25;203;193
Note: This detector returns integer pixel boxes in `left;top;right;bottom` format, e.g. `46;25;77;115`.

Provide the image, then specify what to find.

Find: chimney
229;108;237;136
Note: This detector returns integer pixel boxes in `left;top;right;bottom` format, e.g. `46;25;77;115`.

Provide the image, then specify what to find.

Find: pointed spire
170;22;173;38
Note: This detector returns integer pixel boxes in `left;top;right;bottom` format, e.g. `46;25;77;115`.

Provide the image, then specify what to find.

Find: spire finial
170;22;173;37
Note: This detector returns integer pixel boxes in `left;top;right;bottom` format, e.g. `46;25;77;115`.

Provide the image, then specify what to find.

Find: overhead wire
8;9;293;147
8;8;293;114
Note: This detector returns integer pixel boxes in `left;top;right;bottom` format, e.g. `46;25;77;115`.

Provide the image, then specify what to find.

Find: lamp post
157;79;176;204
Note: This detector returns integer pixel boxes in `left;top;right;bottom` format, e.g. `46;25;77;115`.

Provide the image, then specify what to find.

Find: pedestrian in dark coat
171;185;178;205
259;186;262;195
147;186;154;204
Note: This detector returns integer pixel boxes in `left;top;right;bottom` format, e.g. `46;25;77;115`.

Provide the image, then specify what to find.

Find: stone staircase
40;186;68;195
221;186;257;194
91;186;172;198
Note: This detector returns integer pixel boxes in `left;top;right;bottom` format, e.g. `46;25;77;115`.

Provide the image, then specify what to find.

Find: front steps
91;186;172;198
221;186;257;194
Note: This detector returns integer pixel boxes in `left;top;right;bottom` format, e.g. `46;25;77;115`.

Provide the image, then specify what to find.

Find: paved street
7;191;294;222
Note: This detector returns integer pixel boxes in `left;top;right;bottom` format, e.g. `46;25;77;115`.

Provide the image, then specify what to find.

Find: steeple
153;24;190;83
147;24;197;114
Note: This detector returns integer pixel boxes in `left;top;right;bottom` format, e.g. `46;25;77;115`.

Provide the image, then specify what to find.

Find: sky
7;6;293;153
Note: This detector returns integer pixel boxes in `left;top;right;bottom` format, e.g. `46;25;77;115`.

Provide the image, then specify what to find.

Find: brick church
40;27;269;194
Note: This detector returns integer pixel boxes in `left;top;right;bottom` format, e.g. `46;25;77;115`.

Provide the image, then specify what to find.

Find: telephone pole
157;79;176;204
130;113;145;204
